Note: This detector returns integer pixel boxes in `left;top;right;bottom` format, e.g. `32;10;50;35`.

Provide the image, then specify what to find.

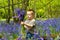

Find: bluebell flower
33;32;40;39
38;37;44;40
0;26;3;33
56;26;60;32
17;38;22;40
14;8;21;14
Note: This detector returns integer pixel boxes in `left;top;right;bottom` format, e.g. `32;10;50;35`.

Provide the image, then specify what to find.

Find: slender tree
6;0;10;23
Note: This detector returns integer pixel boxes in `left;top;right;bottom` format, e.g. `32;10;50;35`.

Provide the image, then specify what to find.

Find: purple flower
38;37;44;40
33;33;40;39
0;27;3;32
56;27;60;32
17;37;22;40
14;8;21;14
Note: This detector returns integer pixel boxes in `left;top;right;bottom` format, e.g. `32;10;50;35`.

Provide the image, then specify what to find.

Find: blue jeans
26;32;34;40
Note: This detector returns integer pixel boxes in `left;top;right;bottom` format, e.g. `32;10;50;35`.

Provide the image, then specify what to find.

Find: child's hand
21;21;24;25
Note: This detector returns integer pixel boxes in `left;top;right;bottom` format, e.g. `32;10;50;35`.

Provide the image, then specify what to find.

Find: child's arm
21;21;35;29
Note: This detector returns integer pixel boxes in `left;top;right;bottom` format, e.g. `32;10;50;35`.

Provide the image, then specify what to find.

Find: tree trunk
6;0;10;23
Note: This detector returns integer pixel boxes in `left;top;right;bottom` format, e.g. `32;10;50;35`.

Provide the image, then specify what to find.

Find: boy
21;9;35;40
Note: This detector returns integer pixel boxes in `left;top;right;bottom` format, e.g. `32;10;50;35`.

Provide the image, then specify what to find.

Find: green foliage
0;0;60;19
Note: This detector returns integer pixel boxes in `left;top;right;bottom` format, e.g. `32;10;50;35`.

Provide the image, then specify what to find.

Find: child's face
27;11;34;20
